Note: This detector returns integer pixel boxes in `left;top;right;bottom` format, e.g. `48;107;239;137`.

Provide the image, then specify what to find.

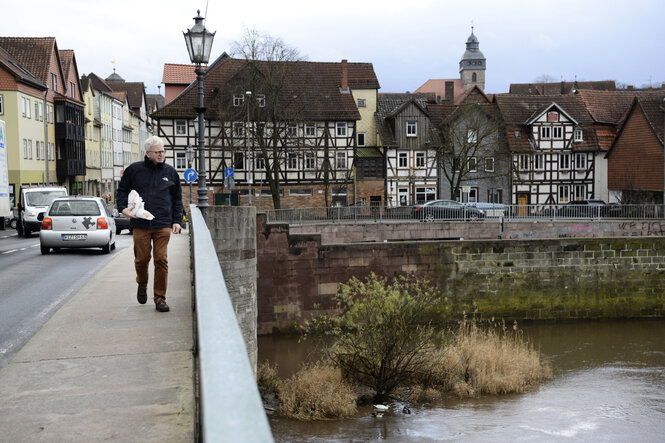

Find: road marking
2;249;18;254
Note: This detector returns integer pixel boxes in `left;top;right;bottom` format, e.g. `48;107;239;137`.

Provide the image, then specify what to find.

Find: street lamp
184;10;215;222
246;90;252;205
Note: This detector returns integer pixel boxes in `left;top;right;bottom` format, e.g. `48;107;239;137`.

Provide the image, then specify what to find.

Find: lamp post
184;10;215;222
185;145;196;205
246;90;252;205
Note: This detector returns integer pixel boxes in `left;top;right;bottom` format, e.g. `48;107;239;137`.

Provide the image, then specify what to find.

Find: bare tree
433;104;510;200
223;28;308;209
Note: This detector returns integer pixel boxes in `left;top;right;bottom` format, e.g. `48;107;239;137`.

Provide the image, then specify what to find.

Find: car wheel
424;212;435;222
40;245;49;255
111;241;116;251
53;247;60;253
469;213;479;221
9;219;17;229
23;227;31;238
102;241;111;254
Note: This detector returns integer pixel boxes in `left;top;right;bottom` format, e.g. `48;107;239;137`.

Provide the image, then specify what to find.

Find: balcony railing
265;203;665;225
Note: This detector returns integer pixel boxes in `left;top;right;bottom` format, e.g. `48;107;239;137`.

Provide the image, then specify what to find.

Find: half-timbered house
495;94;600;205
151;55;379;209
376;93;438;206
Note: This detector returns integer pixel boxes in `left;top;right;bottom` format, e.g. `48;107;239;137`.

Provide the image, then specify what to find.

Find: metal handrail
190;205;273;442
265;203;665;225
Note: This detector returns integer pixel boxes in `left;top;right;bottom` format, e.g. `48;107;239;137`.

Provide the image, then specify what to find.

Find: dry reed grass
257;360;280;396
279;362;358;420
417;321;552;397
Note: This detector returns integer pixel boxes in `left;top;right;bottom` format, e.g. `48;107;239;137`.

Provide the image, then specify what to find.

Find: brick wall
257;215;665;334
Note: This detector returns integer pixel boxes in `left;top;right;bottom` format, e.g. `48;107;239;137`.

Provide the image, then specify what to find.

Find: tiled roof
162;63;199;85
494;94;597;152
636;93;665;145
86;72;113;92
509;80;616;95
414;78;466;104
108;81;146;111
59;49;73;78
577;89;665;126
153;56;377;121
0;37;59;86
0;44;45;89
110;91;126;102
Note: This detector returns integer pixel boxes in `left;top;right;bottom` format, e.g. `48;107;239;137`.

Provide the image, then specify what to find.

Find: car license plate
62;234;87;241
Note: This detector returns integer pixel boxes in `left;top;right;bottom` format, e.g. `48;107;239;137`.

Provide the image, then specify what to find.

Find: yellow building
81;77;101;196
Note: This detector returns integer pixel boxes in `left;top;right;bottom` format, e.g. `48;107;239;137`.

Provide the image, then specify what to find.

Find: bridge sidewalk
0;232;195;442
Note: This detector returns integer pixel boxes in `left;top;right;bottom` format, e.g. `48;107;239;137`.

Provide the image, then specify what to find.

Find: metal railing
265;203;665;225
190;205;273;442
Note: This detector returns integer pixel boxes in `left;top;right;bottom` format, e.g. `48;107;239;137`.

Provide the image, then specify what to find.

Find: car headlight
28;211;37;217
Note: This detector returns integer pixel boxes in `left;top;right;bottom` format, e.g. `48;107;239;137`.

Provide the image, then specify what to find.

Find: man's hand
122;206;138;219
172;223;182;234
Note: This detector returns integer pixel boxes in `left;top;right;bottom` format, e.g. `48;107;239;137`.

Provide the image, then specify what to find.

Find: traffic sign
225;168;234;178
184;168;198;183
224;177;235;190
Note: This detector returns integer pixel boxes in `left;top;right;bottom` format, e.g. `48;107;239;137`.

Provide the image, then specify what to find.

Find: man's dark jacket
117;156;184;229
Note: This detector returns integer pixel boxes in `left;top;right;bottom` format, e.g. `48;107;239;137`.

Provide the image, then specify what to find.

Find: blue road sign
225;168;234;178
184;168;198;183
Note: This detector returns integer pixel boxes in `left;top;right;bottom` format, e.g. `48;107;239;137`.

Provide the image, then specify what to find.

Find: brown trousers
133;227;171;302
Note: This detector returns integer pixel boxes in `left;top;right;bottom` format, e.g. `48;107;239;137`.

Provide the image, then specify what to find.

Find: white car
39;196;116;255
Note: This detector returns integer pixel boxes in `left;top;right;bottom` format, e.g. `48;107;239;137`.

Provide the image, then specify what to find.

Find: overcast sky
3;0;664;95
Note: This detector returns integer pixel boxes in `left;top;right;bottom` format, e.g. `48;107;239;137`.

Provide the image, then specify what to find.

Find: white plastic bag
128;190;155;220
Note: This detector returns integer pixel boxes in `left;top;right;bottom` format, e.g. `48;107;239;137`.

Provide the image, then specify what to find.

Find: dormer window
552;126;563;139
514;130;521;138
233;94;244;107
406;121;417;137
574;129;583;142
357;98;366;108
540;126;551;139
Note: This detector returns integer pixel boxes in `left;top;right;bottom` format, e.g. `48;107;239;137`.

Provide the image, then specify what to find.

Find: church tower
459;28;486;91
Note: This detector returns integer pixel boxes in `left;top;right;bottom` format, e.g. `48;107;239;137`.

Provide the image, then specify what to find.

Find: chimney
445;81;454;103
340;59;348;92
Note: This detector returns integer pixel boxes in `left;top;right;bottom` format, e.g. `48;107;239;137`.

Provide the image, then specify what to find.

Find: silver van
16;186;68;238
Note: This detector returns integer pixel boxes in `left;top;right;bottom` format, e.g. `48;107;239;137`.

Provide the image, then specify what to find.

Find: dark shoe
155;299;170;312
137;285;147;304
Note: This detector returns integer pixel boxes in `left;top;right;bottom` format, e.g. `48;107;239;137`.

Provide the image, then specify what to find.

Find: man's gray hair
144;135;164;151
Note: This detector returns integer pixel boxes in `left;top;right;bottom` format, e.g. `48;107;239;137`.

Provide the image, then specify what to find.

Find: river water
259;320;665;442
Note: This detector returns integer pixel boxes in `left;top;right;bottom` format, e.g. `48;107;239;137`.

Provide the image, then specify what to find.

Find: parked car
16;186;68;238
39;196;116;254
112;206;132;234
557;200;621;218
412;200;486;221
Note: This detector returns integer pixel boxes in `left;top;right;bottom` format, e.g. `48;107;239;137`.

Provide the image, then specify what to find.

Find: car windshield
50;200;100;216
25;190;67;206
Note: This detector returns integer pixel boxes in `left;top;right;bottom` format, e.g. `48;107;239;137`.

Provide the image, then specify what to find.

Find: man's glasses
150;150;165;155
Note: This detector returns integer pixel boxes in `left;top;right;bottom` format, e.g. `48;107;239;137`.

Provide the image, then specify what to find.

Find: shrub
429;320;552;397
279;362;357;420
257;360;280;397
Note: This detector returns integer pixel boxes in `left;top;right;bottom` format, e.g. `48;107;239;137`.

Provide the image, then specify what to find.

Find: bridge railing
190;205;273;442
265;203;665;225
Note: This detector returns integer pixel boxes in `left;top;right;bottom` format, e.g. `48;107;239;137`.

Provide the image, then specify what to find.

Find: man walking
117;135;184;312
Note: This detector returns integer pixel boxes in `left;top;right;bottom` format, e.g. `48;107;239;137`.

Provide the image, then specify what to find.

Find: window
518;154;529;171
233;122;244;137
38;103;43;121
540;126;550;139
336;122;347;137
558;185;570;203
256;94;266;107
289;188;313;196
572;153;584;170
70;81;76;98
175;152;187;170
304;152;315;170
25;98;31;118
255;153;265;170
22;98;26;117
559;153;570;170
357;132;366;147
51;73;57;92
485;157;495;172
416;152;425;168
335;151;346;169
23;139;28;159
357;98;366;108
406;121;417;137
233;151;245;170
304;124;316;137
286;123;297;137
48;105;53;123
175;120;186;135
398;152;408;168
28;140;32;159
514;130;521;138
456;187;478;203
488;189;503;203
35;102;40;120
574;184;585;201
472;72;477;82
233;94;244;106
574;129;583;142
287;152;298;169
415;187;436;203
468;157;477;172
467;129;478;143
0;94;3;114
552;126;563;139
534;154;544;171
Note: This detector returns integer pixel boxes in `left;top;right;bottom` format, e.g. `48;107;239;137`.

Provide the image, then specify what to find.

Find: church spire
459;27;486;91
